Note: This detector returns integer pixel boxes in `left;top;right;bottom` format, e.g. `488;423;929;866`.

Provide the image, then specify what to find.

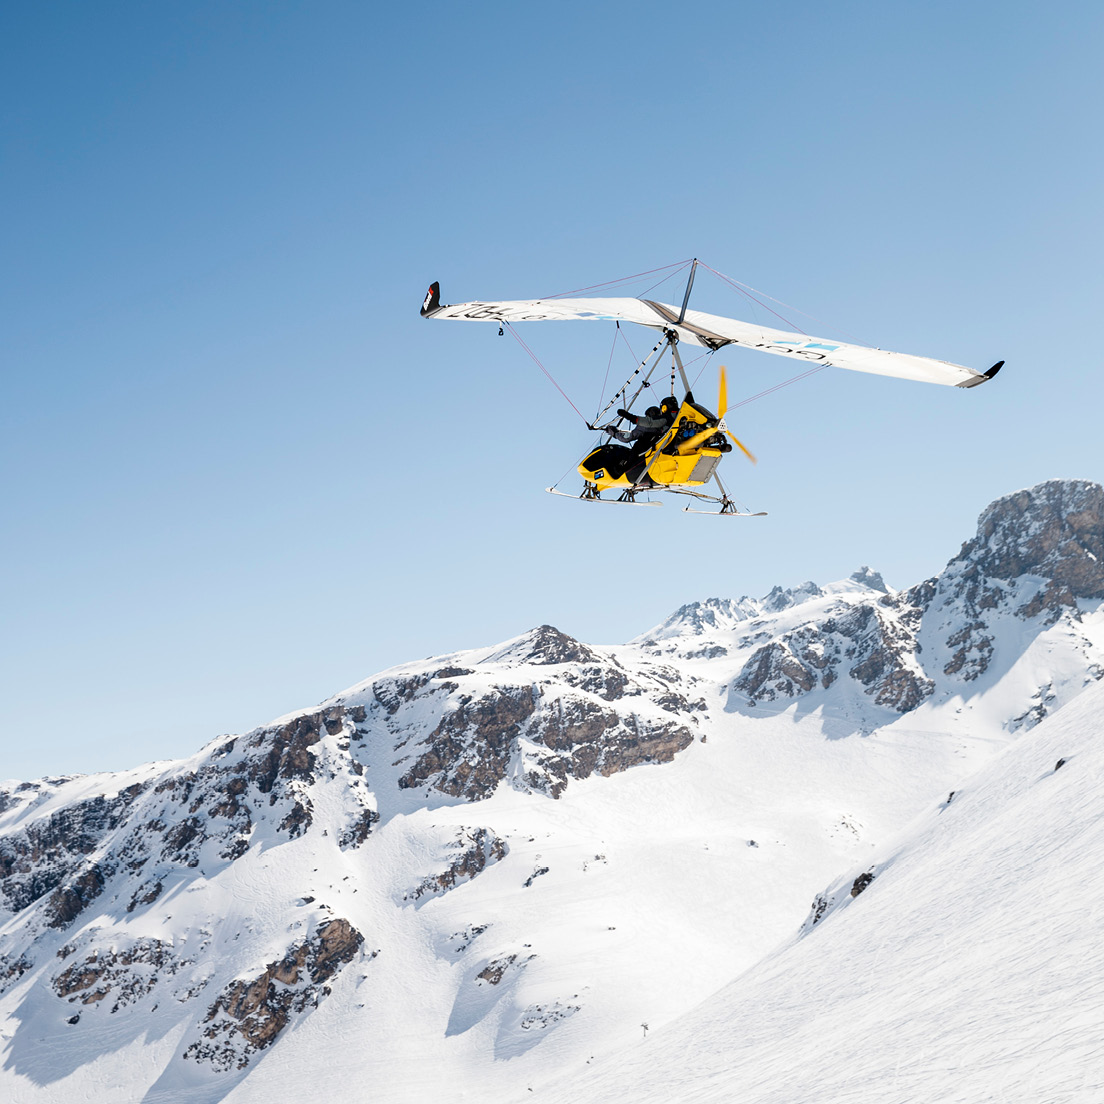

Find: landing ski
545;488;662;507
682;507;768;516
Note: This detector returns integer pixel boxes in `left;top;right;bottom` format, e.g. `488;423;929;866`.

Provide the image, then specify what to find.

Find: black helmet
645;406;660;418
660;396;678;414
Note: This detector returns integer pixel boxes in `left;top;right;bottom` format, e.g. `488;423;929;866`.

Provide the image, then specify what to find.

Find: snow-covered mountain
1;478;1102;1104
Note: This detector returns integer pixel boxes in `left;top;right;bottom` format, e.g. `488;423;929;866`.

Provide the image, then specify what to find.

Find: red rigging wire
616;323;639;365
637;265;692;299
503;323;590;424
696;262;809;336
596;324;619;415
728;364;828;410
686;351;713;390
541;259;692;300
698;261;873;348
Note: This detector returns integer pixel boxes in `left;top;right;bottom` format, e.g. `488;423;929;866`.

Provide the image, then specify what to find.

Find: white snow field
561;676;1104;1104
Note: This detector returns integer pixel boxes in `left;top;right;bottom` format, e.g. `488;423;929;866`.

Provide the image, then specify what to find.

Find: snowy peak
964;478;1104;593
759;581;824;613
638;597;759;643
482;624;599;667
891;479;1104;706
639;481;1104;730
848;565;887;593
637;571;885;649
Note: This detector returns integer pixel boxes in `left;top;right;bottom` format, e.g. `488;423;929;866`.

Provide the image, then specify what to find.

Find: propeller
716;366;756;464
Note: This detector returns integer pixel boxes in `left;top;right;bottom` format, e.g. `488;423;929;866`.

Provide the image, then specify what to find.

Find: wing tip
420;280;442;317
957;360;1005;388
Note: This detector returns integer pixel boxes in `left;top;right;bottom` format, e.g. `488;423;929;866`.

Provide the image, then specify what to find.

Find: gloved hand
617;408;631;419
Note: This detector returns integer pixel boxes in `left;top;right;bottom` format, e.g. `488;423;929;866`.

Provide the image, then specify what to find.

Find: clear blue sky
3;1;1103;780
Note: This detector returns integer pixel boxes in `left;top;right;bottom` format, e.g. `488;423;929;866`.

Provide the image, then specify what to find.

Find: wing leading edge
420;282;1003;389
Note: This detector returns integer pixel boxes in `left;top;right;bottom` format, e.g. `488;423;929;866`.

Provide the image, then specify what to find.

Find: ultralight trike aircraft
420;260;1002;515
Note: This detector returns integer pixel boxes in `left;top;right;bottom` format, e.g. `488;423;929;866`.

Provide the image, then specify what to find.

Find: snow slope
562;672;1104;1104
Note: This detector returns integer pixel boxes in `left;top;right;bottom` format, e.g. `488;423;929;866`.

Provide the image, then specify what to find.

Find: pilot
608;397;678;452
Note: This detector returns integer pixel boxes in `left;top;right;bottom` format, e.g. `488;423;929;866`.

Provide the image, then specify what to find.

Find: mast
676;258;699;326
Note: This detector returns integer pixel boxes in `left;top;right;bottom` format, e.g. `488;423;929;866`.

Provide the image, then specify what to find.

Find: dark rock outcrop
399;687;537;800
53;937;185;1012
184;918;363;1071
733;603;931;712
405;828;508;902
0;785;145;917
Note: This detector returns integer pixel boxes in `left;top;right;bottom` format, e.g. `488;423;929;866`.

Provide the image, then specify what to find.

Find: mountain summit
1;479;1102;1104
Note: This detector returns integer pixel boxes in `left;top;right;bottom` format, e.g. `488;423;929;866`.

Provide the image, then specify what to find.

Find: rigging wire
637;262;694;300
593;335;668;424
685;350;713;390
698;261;809;335
595;323;620;419
541;259;692;300
549;454;583;491
698;260;873;347
503;323;590;425
727;363;828;410
616;324;639;365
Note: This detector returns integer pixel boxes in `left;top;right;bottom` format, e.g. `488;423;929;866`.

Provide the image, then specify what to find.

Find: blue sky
3;1;1103;780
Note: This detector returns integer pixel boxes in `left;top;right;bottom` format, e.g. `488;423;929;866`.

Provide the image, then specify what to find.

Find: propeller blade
724;428;757;464
718;365;728;419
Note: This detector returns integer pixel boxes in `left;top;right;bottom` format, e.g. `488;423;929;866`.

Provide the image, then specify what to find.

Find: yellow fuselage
578;400;725;491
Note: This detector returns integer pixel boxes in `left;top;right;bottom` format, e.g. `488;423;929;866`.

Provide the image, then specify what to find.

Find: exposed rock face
373;674;433;716
942;620;995;681
850;566;888;593
963;480;1104;597
477;954;520;986
390;628;699;801
0;953;33;997
406;828;508;902
53;937;187;1012
837;605;933;711
46;864;108;929
530;697;693;797
761;581;824;614
734;603;931;712
640;597;759;644
399;687;538;799
0;785;145;918
0;704;376;946
736;480;1104;713
915;480;1104;687
184;918;363;1071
